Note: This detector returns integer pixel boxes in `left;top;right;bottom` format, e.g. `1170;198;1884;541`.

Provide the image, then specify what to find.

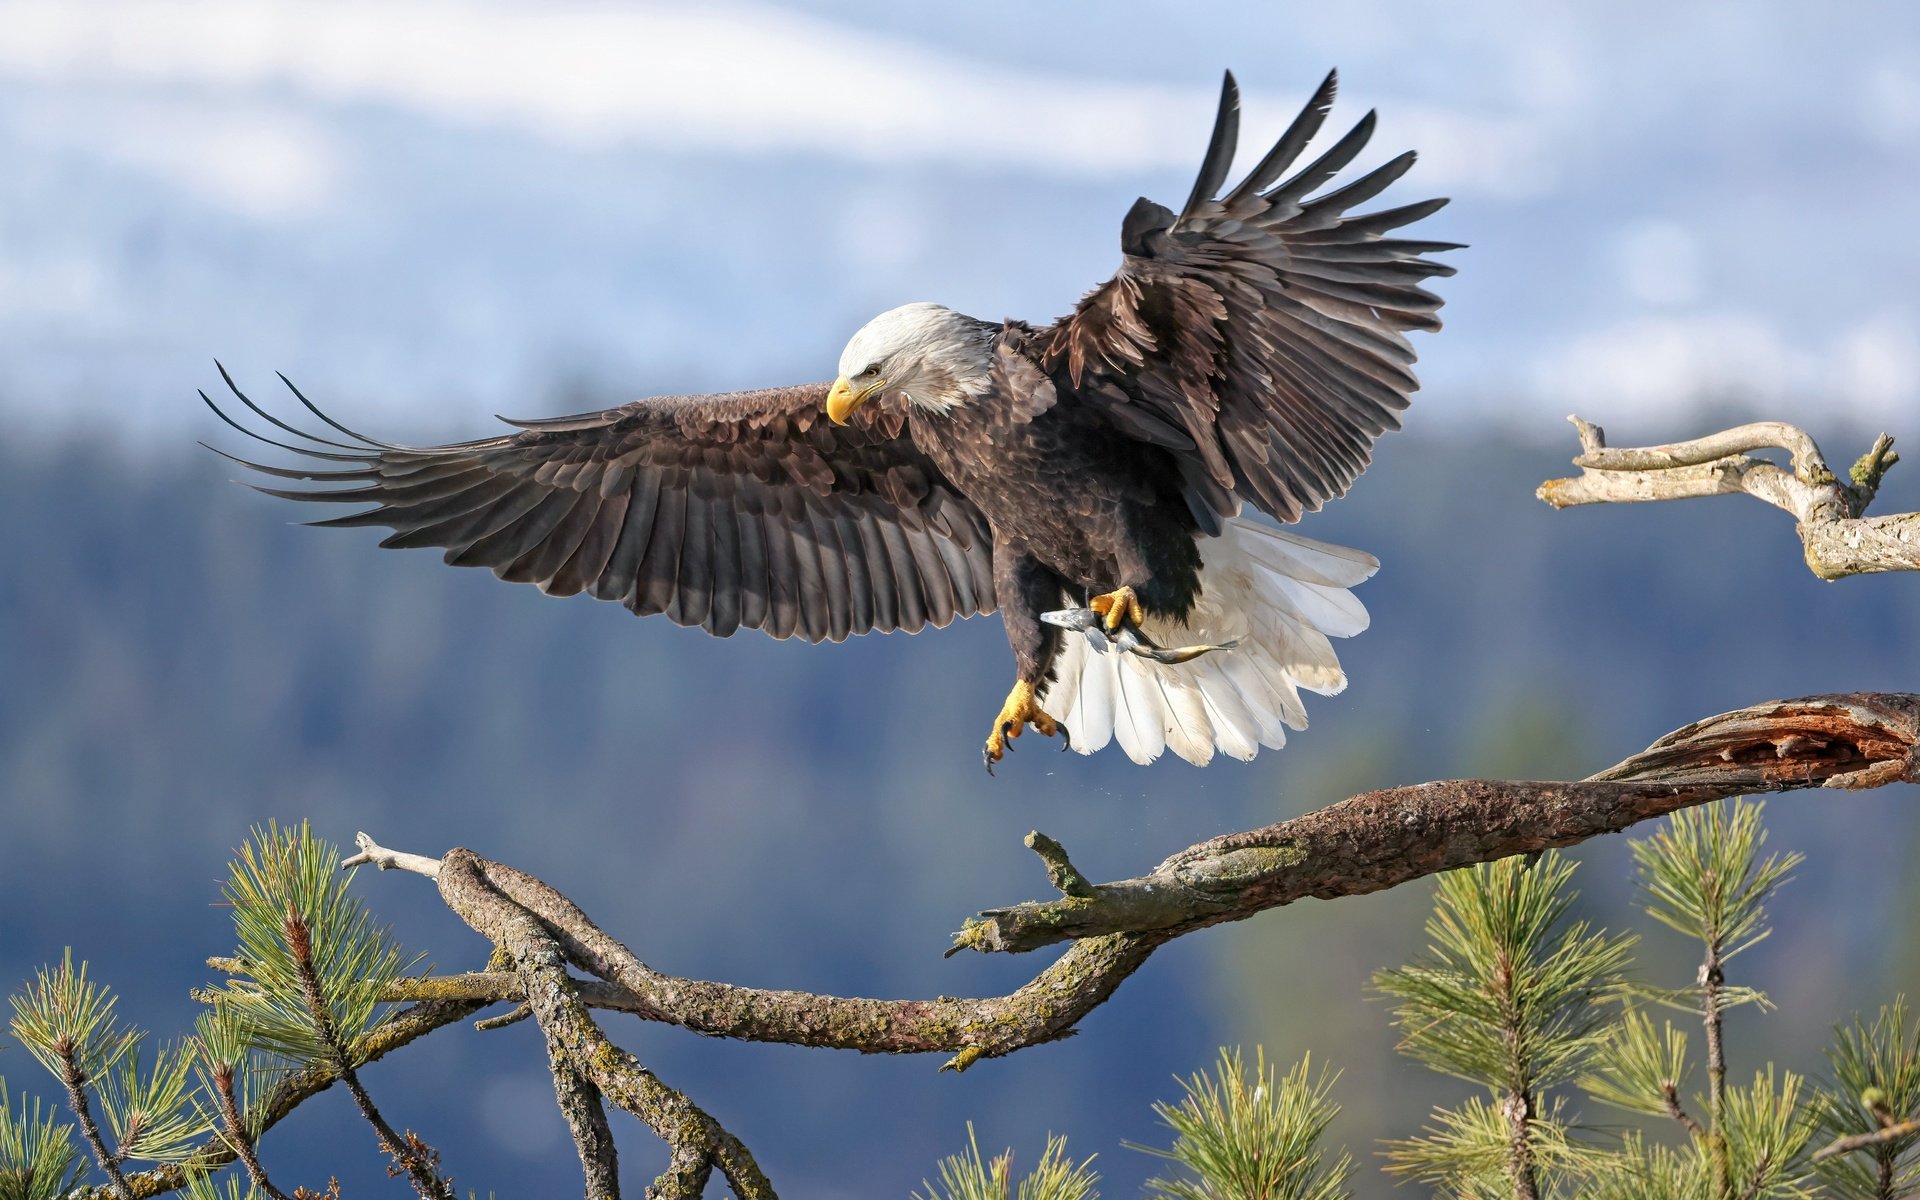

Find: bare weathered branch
1025;831;1097;898
547;1051;620;1199
341;832;442;879
1538;417;1919;579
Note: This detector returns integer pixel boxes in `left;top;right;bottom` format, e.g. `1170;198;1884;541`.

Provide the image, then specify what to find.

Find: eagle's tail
1038;517;1376;766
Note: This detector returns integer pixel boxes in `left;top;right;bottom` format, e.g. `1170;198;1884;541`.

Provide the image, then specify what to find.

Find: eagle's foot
1088;585;1145;633
982;680;1064;774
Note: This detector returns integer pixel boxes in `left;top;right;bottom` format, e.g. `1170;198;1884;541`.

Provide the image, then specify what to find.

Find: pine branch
36;692;1914;1200
1380;853;1629;1199
210;1061;288;1200
63;998;482;1200
283;909;453;1200
1704;948;1732;1198
55;1041;134;1200
1812;998;1920;1198
1816;1118;1920;1163
1630;801;1803;1199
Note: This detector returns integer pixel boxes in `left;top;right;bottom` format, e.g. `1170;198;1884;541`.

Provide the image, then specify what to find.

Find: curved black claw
983;746;997;777
1059;724;1073;753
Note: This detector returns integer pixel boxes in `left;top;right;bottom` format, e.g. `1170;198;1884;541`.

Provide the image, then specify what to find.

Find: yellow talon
1088;585;1144;633
982;680;1062;773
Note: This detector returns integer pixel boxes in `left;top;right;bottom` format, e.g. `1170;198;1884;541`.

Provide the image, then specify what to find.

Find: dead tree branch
1536;417;1917;579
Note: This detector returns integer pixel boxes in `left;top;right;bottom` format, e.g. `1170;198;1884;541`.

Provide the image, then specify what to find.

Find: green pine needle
1718;1068;1816;1199
1128;1048;1352;1200
191;1009;276;1144
1582;1009;1694;1121
1375;852;1635;1093
1579;1133;1712;1200
1813;996;1920;1199
1381;1093;1593;1195
1631;801;1801;962
97;1037;212;1164
1618;979;1775;1017
202;822;419;1066
912;1123;1098;1200
180;1170;267;1200
0;1081;85;1200
7;951;136;1084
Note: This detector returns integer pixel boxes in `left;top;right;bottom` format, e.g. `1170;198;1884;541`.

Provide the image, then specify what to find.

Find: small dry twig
1812;1114;1920;1162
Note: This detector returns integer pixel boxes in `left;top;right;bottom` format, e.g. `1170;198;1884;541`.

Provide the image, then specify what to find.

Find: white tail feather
1037;517;1377;766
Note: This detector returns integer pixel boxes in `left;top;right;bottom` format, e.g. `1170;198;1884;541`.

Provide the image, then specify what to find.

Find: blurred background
1;1;1916;1195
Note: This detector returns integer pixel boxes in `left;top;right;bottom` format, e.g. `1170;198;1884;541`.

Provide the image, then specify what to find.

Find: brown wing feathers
1043;69;1459;527
203;370;995;642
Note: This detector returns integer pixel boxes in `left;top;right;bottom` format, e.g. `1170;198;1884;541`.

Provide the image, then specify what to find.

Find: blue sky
1;0;1916;441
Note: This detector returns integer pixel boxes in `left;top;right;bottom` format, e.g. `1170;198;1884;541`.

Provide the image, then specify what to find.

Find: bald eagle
206;70;1456;770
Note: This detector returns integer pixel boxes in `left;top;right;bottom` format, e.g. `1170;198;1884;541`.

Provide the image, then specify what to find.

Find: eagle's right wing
1039;70;1459;530
205;371;995;642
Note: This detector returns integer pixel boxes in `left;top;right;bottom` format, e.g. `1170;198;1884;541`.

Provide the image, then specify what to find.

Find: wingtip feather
1179;70;1242;221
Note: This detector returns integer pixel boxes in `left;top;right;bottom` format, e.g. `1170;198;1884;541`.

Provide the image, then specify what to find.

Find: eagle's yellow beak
826;375;883;426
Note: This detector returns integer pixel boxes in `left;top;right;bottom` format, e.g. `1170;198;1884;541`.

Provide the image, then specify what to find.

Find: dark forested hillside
2;422;1915;1197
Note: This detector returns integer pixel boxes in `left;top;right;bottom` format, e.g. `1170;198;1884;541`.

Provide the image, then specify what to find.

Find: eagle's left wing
201;370;996;643
1038;70;1460;530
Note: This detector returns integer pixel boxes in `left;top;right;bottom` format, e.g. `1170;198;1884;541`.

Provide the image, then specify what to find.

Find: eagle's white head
826;302;996;425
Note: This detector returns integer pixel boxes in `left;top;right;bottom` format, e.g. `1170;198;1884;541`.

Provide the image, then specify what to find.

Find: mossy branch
433;850;770;1200
962;693;1917;954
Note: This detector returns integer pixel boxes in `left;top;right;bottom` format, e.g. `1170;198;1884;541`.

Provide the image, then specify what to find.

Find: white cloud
1533;312;1806;413
8;100;346;221
1613;219;1704;307
0;0;1547;192
1860;57;1920;146
1837;309;1920;419
1529;310;1920;421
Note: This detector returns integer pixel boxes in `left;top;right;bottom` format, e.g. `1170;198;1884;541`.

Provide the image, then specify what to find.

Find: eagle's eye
859;364;880;379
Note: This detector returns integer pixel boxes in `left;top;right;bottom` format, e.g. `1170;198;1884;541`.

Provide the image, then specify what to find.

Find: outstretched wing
1039;70;1459;529
204;370;996;642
